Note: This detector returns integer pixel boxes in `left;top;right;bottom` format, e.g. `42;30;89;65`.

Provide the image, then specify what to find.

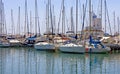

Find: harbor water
0;48;120;74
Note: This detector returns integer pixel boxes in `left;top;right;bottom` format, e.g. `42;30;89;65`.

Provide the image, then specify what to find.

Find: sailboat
0;1;10;47
58;0;85;53
34;0;55;51
34;34;55;50
0;9;22;47
85;35;111;53
0;35;21;47
59;40;85;53
85;0;111;53
22;34;36;47
0;37;10;47
22;0;37;47
34;41;55;50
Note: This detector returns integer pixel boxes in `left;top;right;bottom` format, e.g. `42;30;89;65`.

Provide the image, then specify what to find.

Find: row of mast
0;0;120;36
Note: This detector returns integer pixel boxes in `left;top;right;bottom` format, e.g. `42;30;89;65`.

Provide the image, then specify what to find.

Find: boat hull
0;43;10;48
34;42;55;51
59;46;85;53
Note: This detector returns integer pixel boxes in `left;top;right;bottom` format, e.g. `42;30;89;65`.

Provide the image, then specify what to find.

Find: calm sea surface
0;47;120;74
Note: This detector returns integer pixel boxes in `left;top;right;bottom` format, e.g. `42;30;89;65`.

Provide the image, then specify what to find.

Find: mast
57;1;62;34
106;6;112;35
2;1;4;34
0;0;3;34
17;6;20;35
30;11;32;33
104;0;107;33
0;0;6;35
35;0;38;34
48;0;50;33
100;0;102;31
80;0;87;41
89;0;92;35
3;4;7;34
49;0;53;34
62;0;65;34
3;3;7;34
0;2;2;34
117;17;119;35
76;0;78;34
24;0;29;34
117;17;120;42
46;4;48;33
24;0;27;34
53;5;56;34
11;9;14;35
114;11;116;35
71;7;74;32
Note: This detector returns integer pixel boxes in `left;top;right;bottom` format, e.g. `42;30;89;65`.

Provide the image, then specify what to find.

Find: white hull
59;43;85;53
0;42;10;47
34;42;55;50
9;39;21;47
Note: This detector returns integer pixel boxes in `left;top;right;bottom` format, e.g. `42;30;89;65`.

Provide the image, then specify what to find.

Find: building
92;18;102;30
81;12;104;39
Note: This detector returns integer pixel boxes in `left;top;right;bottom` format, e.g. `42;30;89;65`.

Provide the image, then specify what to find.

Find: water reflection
0;48;120;74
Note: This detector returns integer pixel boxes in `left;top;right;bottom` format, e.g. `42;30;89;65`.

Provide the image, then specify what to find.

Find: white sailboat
84;0;111;53
34;0;56;51
34;41;55;50
59;42;85;53
0;41;10;47
0;36;21;47
85;36;111;53
8;38;21;47
86;36;111;53
58;0;85;53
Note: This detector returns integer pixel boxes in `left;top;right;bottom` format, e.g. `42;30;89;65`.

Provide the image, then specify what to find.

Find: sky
2;0;120;35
